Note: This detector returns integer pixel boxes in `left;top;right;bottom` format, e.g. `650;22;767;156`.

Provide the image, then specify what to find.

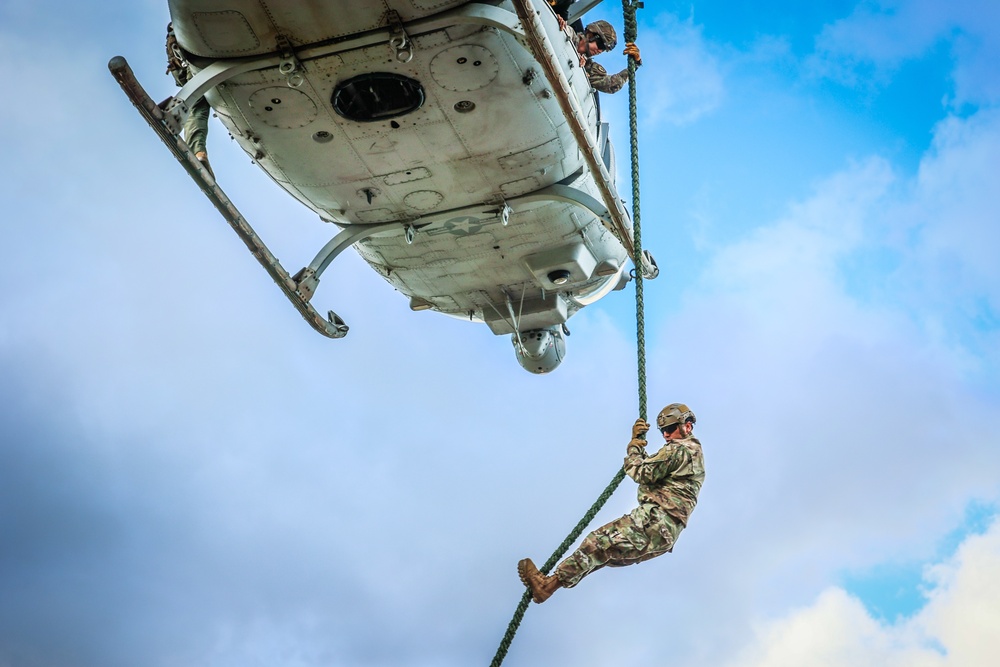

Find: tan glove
623;42;642;65
628;438;647;452
627;419;649;452
631;418;650;439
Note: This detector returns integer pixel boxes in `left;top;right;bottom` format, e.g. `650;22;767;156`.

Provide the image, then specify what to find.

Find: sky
1;0;999;666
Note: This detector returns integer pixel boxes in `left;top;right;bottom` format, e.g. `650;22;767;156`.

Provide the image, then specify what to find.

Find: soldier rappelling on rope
487;3;665;663
518;404;705;603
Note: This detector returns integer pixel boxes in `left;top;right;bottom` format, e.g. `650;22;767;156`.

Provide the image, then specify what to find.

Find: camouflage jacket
564;26;630;94
584;60;629;94
624;435;705;527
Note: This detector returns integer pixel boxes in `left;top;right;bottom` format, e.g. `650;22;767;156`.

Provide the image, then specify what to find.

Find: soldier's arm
586;62;629;95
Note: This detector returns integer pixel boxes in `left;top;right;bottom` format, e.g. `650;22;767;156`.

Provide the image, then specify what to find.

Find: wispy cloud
808;0;1000;106
637;13;725;126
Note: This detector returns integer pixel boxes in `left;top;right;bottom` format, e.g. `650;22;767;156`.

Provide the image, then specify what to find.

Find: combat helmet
656;403;696;431
584;20;618;51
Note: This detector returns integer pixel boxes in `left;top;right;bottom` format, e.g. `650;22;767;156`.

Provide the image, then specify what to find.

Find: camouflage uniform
564;25;631;94
583;59;630;94
165;23;210;156
554;434;705;587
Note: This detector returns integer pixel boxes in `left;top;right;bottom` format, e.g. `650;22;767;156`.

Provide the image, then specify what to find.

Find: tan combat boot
517;558;561;603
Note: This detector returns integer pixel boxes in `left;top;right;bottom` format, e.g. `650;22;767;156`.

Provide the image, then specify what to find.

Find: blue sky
1;1;999;666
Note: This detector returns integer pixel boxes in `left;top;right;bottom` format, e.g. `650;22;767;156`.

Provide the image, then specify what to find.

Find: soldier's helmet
585;20;618;52
656;403;696;431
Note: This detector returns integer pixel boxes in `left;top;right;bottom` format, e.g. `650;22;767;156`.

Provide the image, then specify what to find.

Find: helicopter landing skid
108;56;349;339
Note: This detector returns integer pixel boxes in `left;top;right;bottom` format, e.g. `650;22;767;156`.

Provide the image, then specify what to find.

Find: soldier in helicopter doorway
557;16;642;94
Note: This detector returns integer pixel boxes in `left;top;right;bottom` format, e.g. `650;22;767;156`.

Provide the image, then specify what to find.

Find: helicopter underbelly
169;0;629;334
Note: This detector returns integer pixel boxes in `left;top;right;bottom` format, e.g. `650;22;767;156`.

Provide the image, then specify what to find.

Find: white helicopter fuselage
165;0;633;372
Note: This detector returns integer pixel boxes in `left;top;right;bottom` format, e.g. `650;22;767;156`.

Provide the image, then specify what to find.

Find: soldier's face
662;421;694;440
578;38;603;57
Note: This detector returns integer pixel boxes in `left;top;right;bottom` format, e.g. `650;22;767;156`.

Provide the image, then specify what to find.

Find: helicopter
110;0;658;373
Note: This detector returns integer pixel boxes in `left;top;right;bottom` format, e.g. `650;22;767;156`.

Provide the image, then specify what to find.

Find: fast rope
488;2;646;664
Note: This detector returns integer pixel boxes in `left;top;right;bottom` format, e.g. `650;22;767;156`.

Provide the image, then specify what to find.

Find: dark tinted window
332;73;424;122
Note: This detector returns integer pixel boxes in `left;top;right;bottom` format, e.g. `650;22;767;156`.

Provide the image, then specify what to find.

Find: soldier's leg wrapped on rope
554;504;682;588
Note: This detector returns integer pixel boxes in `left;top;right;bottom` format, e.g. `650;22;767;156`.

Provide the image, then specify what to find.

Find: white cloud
636;13;725;126
922;520;1000;665
817;0;951;65
903;110;1000;318
725;518;1000;667
809;0;1000;105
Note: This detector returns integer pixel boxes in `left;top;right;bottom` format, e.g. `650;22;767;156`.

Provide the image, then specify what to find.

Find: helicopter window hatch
332;73;425;122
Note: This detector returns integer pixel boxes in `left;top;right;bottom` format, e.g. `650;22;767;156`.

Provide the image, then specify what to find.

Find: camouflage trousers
554;504;682;588
183;97;211;156
167;25;210;156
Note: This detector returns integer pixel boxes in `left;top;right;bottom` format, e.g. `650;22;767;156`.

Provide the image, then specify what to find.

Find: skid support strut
109;56;356;338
